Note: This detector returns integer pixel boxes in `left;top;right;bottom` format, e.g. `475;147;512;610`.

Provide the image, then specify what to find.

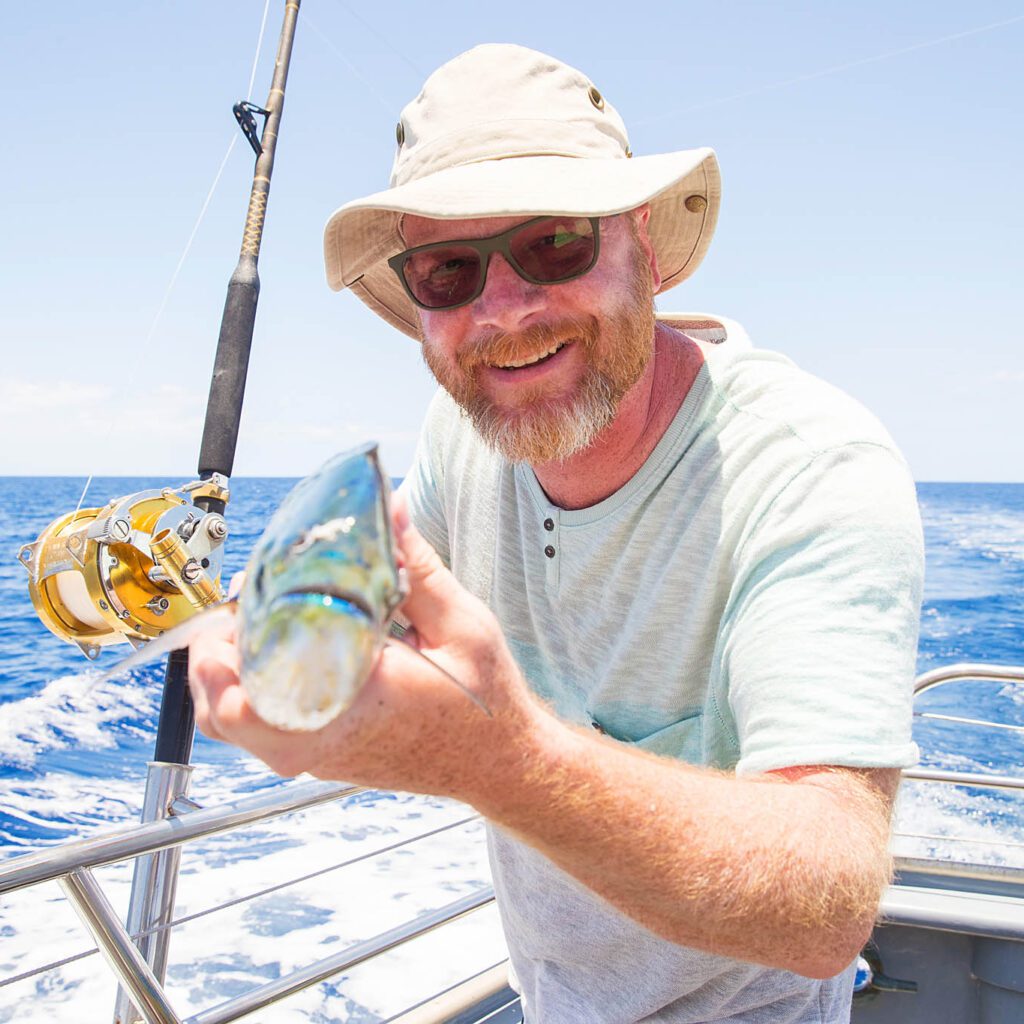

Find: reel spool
17;477;230;661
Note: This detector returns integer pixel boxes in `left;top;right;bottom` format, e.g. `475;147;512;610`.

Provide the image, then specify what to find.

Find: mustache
457;316;600;372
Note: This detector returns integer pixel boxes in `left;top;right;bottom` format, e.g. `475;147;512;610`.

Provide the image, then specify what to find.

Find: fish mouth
277;585;375;621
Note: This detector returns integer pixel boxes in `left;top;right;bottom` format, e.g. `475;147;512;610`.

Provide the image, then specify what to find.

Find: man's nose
469;253;547;330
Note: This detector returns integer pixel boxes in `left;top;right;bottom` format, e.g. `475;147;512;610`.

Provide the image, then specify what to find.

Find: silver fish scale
238;443;404;730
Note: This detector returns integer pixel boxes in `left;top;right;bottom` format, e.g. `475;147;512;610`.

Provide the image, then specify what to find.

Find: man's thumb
390;494;473;641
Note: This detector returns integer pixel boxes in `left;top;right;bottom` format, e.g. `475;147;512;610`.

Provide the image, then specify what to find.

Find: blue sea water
912;483;1024;773
0;477;1022;1018
0;478;1022;849
0;476;504;1021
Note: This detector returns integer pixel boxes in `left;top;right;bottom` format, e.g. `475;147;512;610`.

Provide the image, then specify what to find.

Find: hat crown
390;44;631;187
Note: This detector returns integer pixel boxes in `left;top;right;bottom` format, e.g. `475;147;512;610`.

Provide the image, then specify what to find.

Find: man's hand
187;493;543;799
188;498;897;979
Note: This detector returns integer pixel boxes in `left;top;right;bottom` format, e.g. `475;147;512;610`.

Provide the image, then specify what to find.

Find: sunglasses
387;216;601;311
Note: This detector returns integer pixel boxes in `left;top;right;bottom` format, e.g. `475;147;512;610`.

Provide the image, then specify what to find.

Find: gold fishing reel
17;476;230;661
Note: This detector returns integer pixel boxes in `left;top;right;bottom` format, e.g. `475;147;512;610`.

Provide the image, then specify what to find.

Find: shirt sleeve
720;442;925;775
402;389;452;568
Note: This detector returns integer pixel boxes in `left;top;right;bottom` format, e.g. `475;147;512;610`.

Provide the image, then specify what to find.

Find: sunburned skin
187;206;905;984
187;485;901;979
103;448;491;728
407;209;700;507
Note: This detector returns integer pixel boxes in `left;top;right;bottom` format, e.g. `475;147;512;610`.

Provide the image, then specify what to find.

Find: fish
96;442;488;730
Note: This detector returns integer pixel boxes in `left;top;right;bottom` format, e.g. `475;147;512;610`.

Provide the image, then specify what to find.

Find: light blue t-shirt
405;316;924;1023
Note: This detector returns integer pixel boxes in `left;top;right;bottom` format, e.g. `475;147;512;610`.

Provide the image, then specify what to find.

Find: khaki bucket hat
323;44;721;340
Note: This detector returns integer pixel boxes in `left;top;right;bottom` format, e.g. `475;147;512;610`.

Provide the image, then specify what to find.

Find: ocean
0;477;1022;1020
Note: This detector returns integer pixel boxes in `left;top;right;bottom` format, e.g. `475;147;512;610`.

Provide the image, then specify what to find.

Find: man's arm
473;707;898;979
189;501;900;980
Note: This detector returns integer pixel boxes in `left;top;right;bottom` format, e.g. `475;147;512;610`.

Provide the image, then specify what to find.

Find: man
189;45;924;1023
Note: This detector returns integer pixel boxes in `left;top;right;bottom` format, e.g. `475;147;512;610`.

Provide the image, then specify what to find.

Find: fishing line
379;958;511;1024
387;638;494;717
94;613;494;716
67;0;274;528
131;811;482;943
246;0;274;100
895;829;1024;851
328;0;426;78
914;710;1024;733
0;947;97;995
302;12;405;114
637;12;1024;125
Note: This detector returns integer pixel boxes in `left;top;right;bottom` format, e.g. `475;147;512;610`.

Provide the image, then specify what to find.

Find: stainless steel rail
902;663;1024;793
4;662;1022;1022
0;777;495;1023
186;889;494;1024
893;854;1024;886
114;762;193;1024
0;779;361;894
384;962;511;1024
62;868;183;1024
901;767;1024;792
913;662;1024;695
0;811;482;994
893;663;1024;878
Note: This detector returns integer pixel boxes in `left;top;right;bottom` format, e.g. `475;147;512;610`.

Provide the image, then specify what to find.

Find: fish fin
93;605;237;684
385;639;493;718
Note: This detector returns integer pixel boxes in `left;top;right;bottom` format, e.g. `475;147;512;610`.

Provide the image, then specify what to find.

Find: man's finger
228;571;247;600
188;634;244;739
203;674;315;777
392;514;480;645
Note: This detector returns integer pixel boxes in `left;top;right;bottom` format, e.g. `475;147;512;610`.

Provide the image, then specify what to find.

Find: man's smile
492;339;570;370
483;340;579;387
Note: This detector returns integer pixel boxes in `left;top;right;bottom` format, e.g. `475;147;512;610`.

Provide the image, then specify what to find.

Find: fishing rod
166;0;301;766
20;0;299;740
17;2;301;1017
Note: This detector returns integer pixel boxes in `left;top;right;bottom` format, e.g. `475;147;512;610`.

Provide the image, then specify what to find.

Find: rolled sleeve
720;443;924;776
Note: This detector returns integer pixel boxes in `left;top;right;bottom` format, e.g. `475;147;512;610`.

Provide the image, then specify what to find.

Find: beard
422;255;656;465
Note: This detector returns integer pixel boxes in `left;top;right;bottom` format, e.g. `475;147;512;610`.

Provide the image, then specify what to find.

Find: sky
2;1;1022;482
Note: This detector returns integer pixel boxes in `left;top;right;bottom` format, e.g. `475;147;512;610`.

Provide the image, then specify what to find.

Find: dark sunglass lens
510;218;596;283
402;246;482;309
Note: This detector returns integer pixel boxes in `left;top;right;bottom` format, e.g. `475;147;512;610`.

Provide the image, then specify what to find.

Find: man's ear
632;204;662;292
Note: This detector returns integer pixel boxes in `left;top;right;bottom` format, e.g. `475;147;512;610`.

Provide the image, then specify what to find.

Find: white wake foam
0;781;505;1022
0;673;159;768
924;505;1024;567
894;779;1024;868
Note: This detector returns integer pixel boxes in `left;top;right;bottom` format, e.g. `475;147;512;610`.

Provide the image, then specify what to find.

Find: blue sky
2;1;1022;481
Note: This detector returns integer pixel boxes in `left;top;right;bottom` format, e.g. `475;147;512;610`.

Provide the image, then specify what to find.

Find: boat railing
0;779;504;1024
895;662;1024;878
2;662;1022;1023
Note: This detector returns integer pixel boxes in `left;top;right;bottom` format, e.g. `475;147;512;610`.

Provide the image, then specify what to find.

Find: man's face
401;211;659;465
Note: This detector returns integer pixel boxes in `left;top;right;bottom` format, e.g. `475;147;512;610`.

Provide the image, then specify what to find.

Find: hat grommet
587;85;605;111
395;121;405;146
684;194;707;213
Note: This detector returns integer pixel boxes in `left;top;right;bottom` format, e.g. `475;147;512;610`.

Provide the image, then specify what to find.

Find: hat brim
323;148;720;340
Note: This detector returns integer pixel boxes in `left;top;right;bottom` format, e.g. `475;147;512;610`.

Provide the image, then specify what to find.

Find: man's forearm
472;702;896;979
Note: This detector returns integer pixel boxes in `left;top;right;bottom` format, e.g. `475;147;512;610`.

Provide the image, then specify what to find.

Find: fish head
237;443;404;731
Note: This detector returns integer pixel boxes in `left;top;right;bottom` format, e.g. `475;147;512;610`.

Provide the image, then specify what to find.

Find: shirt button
544;545;556;559
543;518;555;531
